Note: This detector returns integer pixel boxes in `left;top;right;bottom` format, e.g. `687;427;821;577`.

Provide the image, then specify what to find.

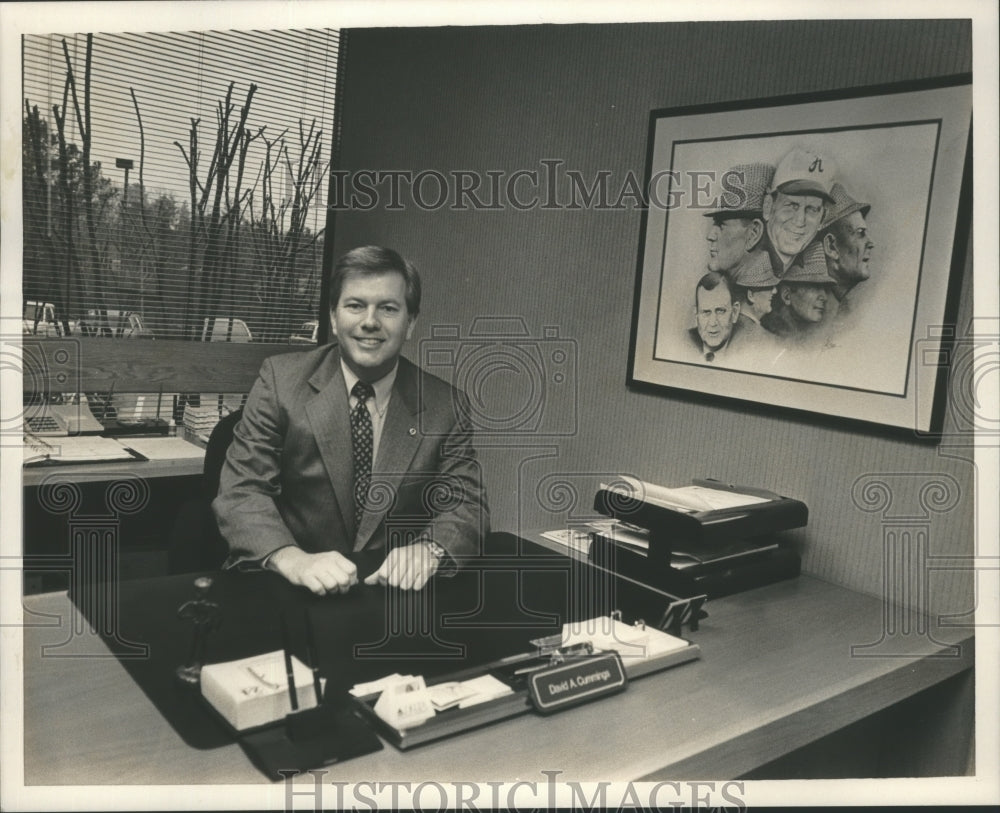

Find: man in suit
214;246;489;595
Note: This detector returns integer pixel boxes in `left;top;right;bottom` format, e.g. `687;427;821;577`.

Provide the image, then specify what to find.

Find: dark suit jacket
214;345;489;567
686;320;745;359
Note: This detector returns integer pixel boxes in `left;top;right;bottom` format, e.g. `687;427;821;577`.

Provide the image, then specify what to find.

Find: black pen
303;609;323;705
280;614;299;711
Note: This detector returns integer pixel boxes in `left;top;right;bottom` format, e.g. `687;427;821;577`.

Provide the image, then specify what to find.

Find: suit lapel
304;352;356;538
354;359;423;550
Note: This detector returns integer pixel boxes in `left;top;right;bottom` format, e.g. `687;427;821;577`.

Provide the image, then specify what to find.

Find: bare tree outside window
21;29;337;345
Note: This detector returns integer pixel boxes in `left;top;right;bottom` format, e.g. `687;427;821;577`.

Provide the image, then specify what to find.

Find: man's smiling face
765;190;824;260
331;270;416;382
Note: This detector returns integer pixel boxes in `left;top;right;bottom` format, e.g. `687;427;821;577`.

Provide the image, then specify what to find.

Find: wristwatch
424;539;456;575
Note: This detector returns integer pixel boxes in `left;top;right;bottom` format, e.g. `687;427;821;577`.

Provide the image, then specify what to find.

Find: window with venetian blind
21;28;341;346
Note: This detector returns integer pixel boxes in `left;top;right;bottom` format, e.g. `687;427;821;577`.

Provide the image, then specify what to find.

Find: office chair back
167;407;243;574
203;407;244;502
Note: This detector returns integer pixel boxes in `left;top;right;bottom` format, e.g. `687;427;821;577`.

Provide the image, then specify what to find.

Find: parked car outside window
288;319;319;345
81;309;154;339
201;317;253;343
22;301;64;337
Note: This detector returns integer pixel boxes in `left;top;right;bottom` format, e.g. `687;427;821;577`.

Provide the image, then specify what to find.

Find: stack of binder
183;404;223;442
588;477;807;599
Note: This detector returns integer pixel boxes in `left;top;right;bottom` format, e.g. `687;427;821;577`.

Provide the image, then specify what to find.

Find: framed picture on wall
627;76;972;434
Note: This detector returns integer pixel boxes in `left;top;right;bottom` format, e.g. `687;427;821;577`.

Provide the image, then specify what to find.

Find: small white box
201;651;322;731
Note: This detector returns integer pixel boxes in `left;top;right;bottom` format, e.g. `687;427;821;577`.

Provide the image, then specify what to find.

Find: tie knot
352;380;375;403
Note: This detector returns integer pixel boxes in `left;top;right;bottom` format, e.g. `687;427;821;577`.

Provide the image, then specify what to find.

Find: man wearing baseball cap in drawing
818;182;875;319
703;162;774;277
761;147;837;277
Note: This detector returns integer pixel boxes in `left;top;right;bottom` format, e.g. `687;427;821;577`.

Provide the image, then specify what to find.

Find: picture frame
627;76;972;434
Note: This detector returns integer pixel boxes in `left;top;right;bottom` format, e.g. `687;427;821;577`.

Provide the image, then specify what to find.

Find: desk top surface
20;544;973;786
22;433;205;486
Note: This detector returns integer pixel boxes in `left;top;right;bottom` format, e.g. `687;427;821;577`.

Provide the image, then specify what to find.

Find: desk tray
353;639;700;749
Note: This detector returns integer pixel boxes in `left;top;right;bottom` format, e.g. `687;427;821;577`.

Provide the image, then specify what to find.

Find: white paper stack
351;672;515;729
427;681;478;711
600;476;770;513
200;651;322;731
560;616;689;665
539;528;593;554
183;404;223;439
454;675;514;709
23;435;133;464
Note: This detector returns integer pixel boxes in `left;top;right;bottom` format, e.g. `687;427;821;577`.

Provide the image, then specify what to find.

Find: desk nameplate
528;652;627;713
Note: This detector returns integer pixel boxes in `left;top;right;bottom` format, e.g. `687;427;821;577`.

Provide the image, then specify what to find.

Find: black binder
590;533;802;599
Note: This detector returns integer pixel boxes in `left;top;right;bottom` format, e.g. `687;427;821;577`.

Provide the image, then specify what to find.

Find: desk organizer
352;614;700;749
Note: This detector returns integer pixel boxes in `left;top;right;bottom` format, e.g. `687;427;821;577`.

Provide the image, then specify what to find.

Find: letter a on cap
771;148;836;203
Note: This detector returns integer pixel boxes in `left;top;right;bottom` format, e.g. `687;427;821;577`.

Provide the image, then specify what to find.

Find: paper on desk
349;673;414;697
681;485;770;510
587;520;649;551
352;672;513;713
456;674;514;709
201;651;322;731
23;435;53;463
23;435;135;464
562;617;689;661
428;681;478;711
245;655;295;689
120;435;205;460
540;528;592;554
602;476;770;513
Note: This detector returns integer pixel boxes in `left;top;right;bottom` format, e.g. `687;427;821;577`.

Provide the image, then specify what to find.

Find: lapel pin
409;427;417;436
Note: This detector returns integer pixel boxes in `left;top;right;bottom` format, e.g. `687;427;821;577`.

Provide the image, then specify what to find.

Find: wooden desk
21;573;973;784
22;435;208;593
22;435;206;487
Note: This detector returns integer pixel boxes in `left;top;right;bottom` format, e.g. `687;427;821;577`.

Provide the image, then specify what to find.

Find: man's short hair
327;246;422;316
695;270;734;302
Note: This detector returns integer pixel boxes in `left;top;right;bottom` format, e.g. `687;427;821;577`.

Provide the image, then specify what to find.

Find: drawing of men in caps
761;241;838;346
818;182;875;316
761;148;836;277
703;162;774;276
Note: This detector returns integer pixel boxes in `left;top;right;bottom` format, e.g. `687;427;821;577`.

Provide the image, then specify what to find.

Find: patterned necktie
350;380;375;520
